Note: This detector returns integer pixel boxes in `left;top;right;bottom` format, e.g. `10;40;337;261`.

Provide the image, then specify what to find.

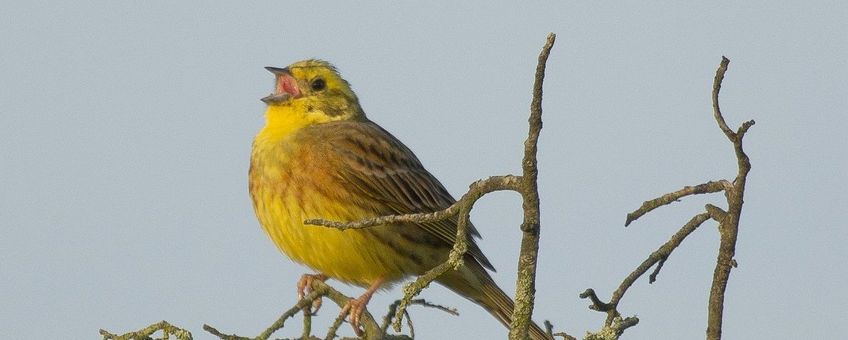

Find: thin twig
203;324;250;340
409;299;459;316
648;257;667;283
579;288;614;313
603;213;711;324
324;312;346;340
625;181;728;226
547;320;576;340
305;175;521;229
712;58;734;139
404;310;414;339
312;280;382;340
581;211;710;328
205;288;322;340
380;299;458;336
204;280;381;340
381;300;404;335
391;204;473;331
553;332;578;340
302;307;312;340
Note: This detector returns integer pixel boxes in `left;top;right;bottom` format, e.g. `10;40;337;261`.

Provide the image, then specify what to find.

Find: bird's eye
311;78;326;91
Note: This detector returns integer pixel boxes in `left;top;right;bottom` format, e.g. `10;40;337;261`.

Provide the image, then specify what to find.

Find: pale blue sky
2;2;846;339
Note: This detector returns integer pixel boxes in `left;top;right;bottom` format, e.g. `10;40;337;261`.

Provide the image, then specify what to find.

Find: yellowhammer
249;59;548;339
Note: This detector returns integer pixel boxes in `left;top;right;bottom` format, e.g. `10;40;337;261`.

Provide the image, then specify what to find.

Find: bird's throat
257;105;318;143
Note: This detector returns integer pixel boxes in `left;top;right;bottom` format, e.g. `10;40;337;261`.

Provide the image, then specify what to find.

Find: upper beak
265;66;289;75
261;66;301;104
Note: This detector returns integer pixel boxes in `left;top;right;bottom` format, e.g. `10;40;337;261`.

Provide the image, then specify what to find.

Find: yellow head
260;60;365;137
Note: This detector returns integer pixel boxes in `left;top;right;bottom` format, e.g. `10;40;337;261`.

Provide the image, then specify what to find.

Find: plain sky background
2;2;846;339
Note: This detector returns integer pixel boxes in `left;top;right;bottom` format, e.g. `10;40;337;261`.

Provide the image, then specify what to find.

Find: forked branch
706;56;754;340
581;57;754;340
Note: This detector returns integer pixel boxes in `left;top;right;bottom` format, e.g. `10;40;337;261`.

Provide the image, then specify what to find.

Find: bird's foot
340;278;384;335
340;291;374;336
297;273;328;314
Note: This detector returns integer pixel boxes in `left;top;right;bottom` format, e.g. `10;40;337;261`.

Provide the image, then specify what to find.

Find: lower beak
261;93;291;104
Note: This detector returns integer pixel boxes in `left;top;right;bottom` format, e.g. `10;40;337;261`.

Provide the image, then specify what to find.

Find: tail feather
438;264;551;340
478;279;551;340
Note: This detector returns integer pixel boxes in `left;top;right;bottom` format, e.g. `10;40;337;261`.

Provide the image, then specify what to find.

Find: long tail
438;263;550;340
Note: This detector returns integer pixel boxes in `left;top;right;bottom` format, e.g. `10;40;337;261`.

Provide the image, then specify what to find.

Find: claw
339;277;384;335
297;273;328;314
340;295;368;335
311;296;322;312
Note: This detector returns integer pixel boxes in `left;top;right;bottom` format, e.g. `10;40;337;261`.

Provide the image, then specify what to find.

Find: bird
249;59;549;339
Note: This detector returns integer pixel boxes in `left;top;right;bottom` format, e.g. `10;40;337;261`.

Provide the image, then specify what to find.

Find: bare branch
510;31;556;340
100;321;193;340
706;56;754;340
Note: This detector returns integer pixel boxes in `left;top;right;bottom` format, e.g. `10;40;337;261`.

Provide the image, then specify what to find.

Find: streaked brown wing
306;120;494;271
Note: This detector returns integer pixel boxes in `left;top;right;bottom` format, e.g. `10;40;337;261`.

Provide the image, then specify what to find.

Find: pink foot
297;273;328;313
339;278;384;335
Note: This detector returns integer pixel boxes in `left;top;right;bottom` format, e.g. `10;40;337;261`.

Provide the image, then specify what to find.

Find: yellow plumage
249;59;548;339
252;107;412;285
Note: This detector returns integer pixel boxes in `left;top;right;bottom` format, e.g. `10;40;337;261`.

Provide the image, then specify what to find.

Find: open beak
261;66;302;104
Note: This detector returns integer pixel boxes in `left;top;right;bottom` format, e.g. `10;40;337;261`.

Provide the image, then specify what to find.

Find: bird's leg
297;273;328;314
340;277;384;335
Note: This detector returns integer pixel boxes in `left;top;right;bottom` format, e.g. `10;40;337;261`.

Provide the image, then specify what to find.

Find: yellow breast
248;106;416;286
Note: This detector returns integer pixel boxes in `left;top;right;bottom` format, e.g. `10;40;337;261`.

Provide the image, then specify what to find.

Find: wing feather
303;120;494;271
